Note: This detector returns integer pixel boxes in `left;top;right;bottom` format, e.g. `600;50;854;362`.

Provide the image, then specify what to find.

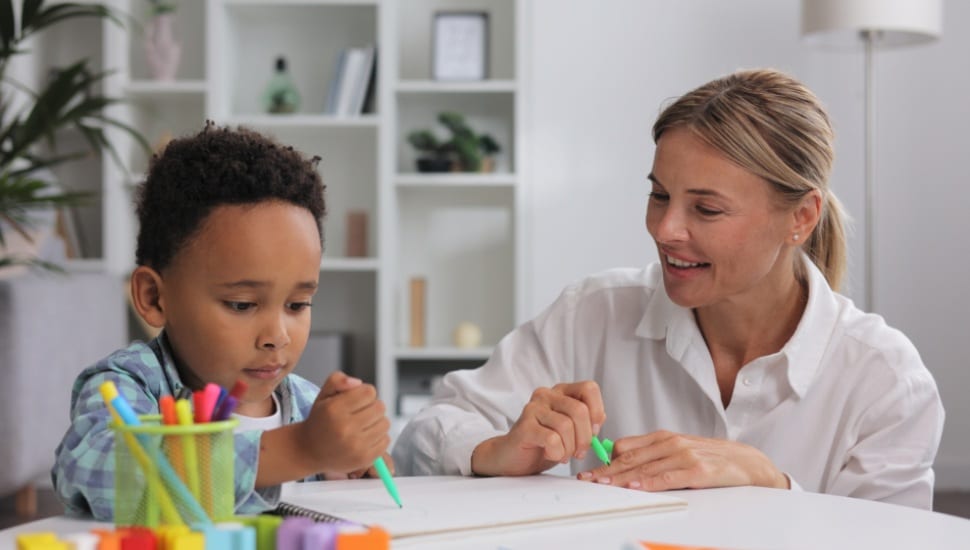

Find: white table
4;485;969;550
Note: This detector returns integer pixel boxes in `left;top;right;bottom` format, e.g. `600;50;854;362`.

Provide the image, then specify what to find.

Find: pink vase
144;14;181;81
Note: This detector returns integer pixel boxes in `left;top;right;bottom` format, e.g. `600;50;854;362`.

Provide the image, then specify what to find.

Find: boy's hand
323;452;395;480
299;372;391;474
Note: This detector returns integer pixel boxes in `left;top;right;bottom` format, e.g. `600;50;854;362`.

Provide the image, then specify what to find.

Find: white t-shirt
232;392;283;433
392;258;944;510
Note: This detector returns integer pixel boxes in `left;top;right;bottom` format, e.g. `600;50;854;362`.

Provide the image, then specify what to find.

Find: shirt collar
150;330;191;399
781;254;841;398
634;254;841;398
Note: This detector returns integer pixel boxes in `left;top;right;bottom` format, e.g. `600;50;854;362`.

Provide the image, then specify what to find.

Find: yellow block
15;533;67;550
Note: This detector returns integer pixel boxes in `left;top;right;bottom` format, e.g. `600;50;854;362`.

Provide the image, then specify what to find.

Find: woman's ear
791;190;822;245
129;266;166;329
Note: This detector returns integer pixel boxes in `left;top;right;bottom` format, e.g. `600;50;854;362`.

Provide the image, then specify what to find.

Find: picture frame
432;11;489;81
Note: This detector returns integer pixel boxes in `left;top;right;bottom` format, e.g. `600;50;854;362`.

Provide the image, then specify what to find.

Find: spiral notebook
273;475;687;539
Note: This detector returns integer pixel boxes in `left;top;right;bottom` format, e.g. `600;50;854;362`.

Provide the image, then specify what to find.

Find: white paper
280;475;686;538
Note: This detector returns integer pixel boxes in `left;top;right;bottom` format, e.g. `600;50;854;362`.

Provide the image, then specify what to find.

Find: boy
52;123;392;520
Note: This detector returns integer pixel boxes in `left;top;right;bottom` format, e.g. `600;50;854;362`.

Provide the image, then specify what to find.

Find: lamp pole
863;29;875;312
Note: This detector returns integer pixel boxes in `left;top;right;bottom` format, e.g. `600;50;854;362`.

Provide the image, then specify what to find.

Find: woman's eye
224;301;254;312
696;205;723;216
648;191;669;202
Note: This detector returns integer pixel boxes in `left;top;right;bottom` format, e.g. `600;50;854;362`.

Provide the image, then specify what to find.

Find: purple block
277;517;315;550
302;523;340;550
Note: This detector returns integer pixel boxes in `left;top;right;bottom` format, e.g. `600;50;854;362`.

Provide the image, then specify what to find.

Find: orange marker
160;395;178;425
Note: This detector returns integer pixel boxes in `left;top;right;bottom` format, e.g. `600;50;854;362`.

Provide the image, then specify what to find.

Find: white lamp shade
801;0;943;49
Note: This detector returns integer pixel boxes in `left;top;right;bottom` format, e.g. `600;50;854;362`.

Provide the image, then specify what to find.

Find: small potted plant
407;111;501;173
406;129;455;172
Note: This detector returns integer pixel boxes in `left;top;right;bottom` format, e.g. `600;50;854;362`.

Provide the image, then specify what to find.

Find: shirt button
742;377;753;387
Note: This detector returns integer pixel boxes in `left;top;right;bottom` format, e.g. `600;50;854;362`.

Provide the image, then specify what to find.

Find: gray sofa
0;269;126;516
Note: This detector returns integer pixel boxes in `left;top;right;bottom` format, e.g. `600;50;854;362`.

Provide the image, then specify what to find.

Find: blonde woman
393;69;944;510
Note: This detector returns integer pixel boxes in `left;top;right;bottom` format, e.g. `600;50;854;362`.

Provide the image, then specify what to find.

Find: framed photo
433;12;489;81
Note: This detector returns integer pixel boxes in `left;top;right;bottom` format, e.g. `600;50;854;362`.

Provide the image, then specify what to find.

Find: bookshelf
60;0;525;416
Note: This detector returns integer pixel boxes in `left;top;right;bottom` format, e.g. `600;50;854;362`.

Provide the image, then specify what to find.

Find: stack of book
325;45;377;116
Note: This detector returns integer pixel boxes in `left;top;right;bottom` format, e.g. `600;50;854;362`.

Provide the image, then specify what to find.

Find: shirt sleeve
232;430;282;513
827;352;944;510
392;285;580;476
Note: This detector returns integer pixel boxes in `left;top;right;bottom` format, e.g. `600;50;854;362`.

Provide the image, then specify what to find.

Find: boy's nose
258;315;291;349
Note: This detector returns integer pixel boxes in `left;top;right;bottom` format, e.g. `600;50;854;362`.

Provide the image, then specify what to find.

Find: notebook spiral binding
271;502;357;525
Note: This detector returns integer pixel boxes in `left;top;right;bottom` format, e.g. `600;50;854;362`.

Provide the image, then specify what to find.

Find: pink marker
195;383;222;423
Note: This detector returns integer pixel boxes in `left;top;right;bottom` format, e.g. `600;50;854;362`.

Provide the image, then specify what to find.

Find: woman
392;69;943;510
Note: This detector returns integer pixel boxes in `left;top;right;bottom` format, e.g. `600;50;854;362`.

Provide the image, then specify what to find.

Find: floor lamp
801;0;942;311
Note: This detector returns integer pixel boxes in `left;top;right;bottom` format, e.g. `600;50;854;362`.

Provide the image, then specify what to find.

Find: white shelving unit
381;0;526;415
72;0;526;413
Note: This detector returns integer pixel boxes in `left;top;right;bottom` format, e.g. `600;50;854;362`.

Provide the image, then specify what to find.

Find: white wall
526;0;970;489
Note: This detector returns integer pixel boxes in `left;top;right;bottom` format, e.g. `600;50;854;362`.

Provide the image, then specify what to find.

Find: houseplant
406;111;501;173
0;0;146;269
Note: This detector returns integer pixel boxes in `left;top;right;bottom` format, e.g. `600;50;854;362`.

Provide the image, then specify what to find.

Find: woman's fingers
577;430;786;491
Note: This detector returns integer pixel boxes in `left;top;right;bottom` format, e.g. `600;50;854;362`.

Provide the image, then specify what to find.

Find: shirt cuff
785;472;803;492
443;428;504;476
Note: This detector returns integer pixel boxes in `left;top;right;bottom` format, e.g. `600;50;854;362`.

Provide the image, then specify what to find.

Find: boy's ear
130;266;167;328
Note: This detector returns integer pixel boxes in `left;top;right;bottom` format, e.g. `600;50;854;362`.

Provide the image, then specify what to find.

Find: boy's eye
288;301;313;312
224;301;254;312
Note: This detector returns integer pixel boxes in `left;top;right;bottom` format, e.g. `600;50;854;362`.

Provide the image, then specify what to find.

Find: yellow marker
99;381;182;526
175;398;202;503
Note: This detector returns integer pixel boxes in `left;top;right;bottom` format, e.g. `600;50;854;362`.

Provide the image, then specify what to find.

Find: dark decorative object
262;56;301;114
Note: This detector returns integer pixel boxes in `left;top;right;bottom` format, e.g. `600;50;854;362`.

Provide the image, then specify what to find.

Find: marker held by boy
373;456;402;508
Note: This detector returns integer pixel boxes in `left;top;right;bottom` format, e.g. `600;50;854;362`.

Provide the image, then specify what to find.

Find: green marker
590;435;611;465
602;438;614;457
374;456;403;508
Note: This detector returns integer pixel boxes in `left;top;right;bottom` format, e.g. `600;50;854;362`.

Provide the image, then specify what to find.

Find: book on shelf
325;45;377;116
273;475;687;539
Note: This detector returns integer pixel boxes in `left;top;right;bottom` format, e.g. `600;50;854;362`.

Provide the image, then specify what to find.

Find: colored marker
228;380;248;399
590;435;611;466
160;395;178;425
373;457;402;508
108;388;210;524
99;382;186;525
211;395;239;421
175;398;202;502
602;438;614;457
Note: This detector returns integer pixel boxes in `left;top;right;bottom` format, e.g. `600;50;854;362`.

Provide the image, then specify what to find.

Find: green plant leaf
21;0;44;33
0;0;14;56
23;3;120;40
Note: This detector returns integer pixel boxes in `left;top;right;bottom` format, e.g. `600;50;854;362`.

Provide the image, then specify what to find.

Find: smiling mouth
666;255;710;269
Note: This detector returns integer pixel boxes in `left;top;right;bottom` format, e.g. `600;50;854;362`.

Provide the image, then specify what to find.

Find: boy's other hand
321;370;363;397
321;452;395;480
300;372;391;474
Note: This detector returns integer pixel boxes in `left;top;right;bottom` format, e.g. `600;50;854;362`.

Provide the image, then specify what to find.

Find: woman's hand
471;381;606;477
577;430;789;491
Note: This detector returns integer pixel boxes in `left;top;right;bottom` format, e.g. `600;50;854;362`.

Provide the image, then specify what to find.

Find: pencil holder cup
111;415;238;527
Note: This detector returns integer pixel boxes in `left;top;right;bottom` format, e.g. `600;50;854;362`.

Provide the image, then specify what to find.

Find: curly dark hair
135;122;326;271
